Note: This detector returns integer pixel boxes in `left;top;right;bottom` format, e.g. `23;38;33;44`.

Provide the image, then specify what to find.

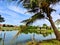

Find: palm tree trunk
48;15;60;40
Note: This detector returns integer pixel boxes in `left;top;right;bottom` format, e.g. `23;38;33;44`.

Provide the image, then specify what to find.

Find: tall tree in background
18;0;60;40
0;15;5;30
43;24;48;27
55;19;60;26
0;15;5;22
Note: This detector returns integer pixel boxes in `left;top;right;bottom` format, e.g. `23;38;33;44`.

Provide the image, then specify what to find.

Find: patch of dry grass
26;39;60;45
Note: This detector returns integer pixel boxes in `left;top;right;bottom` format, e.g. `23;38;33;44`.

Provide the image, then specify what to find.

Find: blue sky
0;0;60;26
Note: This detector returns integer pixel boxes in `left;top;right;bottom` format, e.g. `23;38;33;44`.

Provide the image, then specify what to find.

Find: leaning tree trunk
48;15;60;40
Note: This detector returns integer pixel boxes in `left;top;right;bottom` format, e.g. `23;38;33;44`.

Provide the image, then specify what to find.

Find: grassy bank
0;27;60;36
0;27;19;31
26;39;60;45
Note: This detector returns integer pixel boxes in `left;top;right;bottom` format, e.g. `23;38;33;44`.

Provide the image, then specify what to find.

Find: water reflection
0;31;56;45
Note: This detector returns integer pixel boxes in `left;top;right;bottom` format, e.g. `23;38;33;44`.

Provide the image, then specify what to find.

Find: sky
0;0;60;26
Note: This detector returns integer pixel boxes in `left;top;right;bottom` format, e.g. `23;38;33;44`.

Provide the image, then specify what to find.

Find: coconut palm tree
10;0;60;40
17;0;60;40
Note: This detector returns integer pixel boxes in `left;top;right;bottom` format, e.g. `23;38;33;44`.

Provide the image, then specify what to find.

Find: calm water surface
0;30;56;45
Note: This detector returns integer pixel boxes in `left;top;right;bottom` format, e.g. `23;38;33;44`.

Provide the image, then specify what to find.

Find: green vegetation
55;19;60;27
0;0;60;45
19;0;60;40
0;15;5;30
0;38;2;41
1;27;19;31
26;39;60;45
19;25;53;37
21;26;52;33
0;24;19;30
0;15;5;22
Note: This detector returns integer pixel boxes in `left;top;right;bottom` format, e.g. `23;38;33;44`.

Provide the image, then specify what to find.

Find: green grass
26;39;60;45
0;27;19;31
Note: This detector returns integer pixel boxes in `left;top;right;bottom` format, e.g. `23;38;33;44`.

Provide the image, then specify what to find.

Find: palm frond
27;8;39;13
48;0;60;4
12;30;21;39
21;13;45;25
12;25;27;40
42;7;56;14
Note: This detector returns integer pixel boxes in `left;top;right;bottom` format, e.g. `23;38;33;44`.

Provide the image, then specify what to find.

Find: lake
0;30;56;45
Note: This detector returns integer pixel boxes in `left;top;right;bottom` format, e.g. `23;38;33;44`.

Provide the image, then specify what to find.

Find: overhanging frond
27;8;39;13
47;0;60;4
21;13;45;25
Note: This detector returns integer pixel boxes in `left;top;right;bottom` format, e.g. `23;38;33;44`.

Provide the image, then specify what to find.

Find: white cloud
0;8;20;19
8;5;32;15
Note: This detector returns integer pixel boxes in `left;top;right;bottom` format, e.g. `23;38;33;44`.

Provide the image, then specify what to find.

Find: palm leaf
21;13;45;25
19;0;60;5
23;0;38;10
27;8;39;13
48;0;60;4
12;30;21;39
12;25;27;40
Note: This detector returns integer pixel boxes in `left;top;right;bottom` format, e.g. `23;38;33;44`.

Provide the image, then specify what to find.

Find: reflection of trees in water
0;38;2;41
0;33;2;45
0;32;6;45
13;25;27;39
12;25;53;42
31;33;35;42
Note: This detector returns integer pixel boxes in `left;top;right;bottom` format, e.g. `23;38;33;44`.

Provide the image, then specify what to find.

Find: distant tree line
39;26;52;30
39;24;52;30
3;24;14;27
0;15;5;22
20;24;52;30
